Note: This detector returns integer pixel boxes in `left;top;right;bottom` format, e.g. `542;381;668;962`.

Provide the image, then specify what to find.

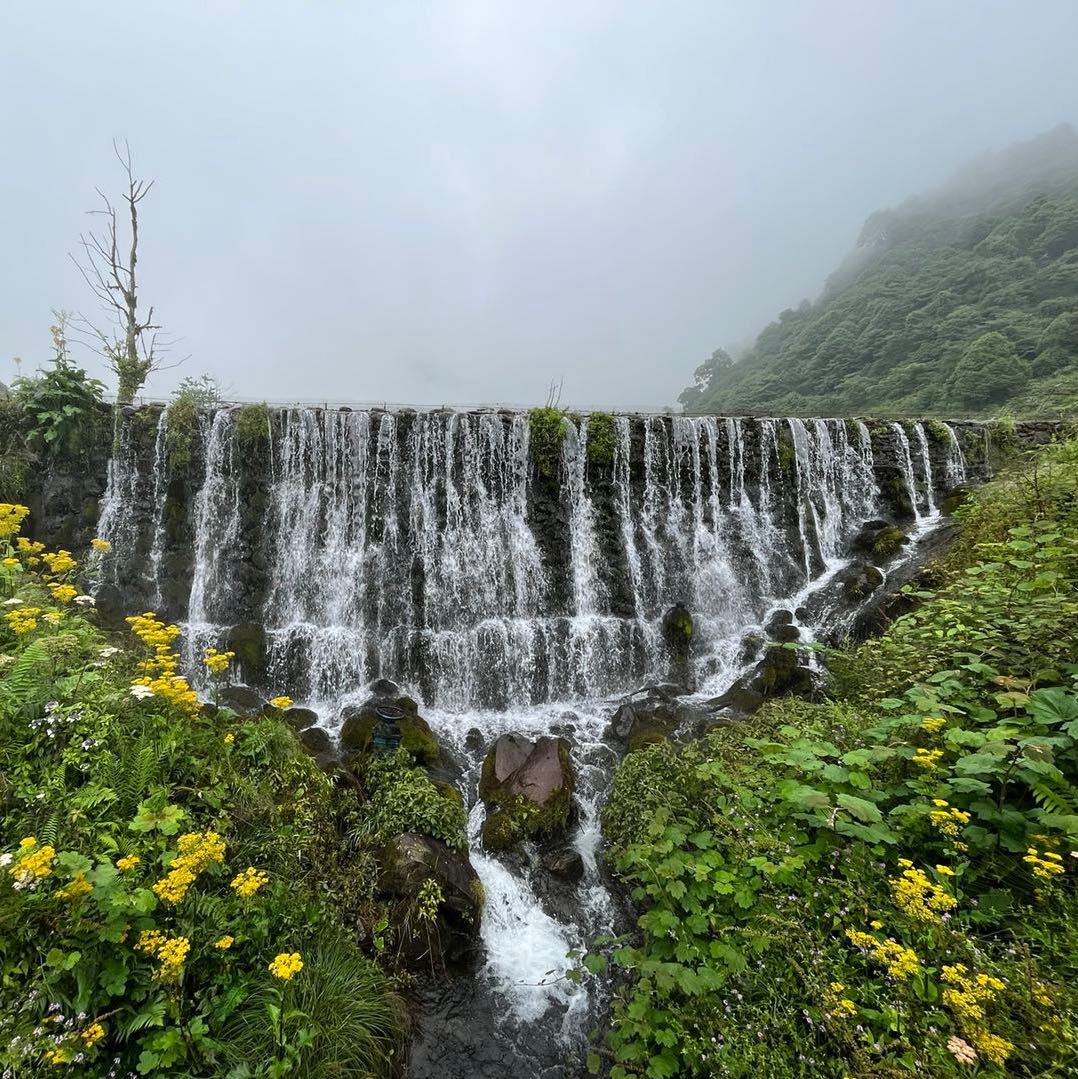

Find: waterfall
943;423;969;487
912;422;937;515
891;422;922;522
91;405;970;1073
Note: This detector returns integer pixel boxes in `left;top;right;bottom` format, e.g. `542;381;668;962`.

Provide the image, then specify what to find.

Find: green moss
399;716;440;766
235;402;270;445
478;740;574;846
871;524;908;557
528;406;569;480
922;418;951;443
586;411;617;467
226;622;266;680
165;394;199;472
775;428;795;470
480;811;522;851
882;477;915;517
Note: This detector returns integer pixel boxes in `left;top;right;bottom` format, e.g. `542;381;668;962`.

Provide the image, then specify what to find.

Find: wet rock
226;621;266;682
281;706;320;731
737;632;765;666
706;684;765;716
661;602;694;688
464;727;484;752
92;583;125;630
479;735;575;846
542;847;584;882
218;685;265;716
835;561;885;602
378;833;483;967
339;683;441;765
764;610;801;643
298;725;332;755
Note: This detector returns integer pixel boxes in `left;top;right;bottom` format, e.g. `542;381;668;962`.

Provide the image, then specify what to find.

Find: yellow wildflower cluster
940;964;1013;1066
823;981;857;1019
929;800;971;838
47;582;77;605
127;612;200;714
270;695;294;710
1023;847;1065;881
268;952;304;981
2;556;19;569
231;866;269;898
6;606;42;634
41;549;77;576
152;831;226;905
912;747;944;769
137;932;191;982
845;928;920;980
116;855;140;872
223;732;235;745
56;870;93;902
16;536;45;565
80;1022;105;1048
9;838;55;886
90;537;111;553
890;862;958;924
0;503;30;540
920;716;947;734
203;647;235;674
45;1046;74;1066
215;935;235;950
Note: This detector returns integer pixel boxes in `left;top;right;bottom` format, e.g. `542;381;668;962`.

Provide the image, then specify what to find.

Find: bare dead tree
544;377;564;409
70;140;180;403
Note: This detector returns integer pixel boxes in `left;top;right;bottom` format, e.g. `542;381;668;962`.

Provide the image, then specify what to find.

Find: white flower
72;595;96;607
0;852;12;867
129;685;155;700
98;646;121;657
3;597;23;607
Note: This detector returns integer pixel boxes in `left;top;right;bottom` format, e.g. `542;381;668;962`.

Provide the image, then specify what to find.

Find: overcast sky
2;2;1077;409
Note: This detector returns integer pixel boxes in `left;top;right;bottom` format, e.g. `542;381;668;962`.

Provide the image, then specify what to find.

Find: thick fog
2;2;1077;408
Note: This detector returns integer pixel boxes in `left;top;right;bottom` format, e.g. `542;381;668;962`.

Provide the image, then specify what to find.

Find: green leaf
130;799;186;835
587;1052;601;1075
836;794;883;823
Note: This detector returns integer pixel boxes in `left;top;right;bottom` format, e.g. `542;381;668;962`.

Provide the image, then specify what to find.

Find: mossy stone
872;525;909;558
481;811;521;851
399;715;440;766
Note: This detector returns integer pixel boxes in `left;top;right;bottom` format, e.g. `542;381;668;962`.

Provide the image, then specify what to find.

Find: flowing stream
91;410;971;1077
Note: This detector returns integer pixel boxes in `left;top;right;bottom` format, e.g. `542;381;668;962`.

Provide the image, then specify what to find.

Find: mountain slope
682;124;1078;416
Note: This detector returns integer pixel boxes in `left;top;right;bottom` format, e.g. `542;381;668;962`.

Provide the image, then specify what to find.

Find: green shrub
356;751;467;851
585;411;617;467
13;358;104;458
235;402;270;446
528;406;569;480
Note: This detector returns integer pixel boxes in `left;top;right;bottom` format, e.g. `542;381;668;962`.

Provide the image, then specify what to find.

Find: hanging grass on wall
528;406;569;480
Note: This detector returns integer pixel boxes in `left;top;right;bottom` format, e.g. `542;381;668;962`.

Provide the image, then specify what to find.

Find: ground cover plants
0;511;407;1077
593;435;1078;1078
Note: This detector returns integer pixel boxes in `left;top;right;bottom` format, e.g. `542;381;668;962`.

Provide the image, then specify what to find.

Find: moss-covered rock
479;734;575;848
399;714;440;766
227;621;266;682
480;811;522;851
871;525;909;559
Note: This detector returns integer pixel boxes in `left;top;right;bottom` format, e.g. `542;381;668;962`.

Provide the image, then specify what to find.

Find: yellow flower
9;842;55;885
57;870;93;901
153;936;190;982
136;929;167;954
1;557;19;569
935;865;955;876
48;583;78;604
1023;848;1066;881
214;935;234;950
845;928;919;980
869;919;884;929
19;836;37;848
230;866;269;898
41;549;77;575
912;747;943;769
0;503;30;540
90;537;112;553
270;695;293;710
80;1021;105;1047
268;951;304;981
224;732;235;745
116;855;141;872
42;611;63;625
203;647;235;674
153;865;196;905
932;798;949;807
890;865;957;924
920;717;947;733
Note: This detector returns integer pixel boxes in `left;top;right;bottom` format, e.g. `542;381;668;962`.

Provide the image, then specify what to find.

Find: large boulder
378;832;483;968
226;622;267;683
479;734;575;850
218;685;266;716
339;680;440;765
661;603;694;688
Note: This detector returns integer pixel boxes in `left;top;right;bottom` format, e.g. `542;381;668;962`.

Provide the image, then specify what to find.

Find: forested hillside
681;125;1078;417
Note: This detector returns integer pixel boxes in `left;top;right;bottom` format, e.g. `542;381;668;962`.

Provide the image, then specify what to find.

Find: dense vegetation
0;517;419;1076
592;435;1078;1077
681;125;1078;417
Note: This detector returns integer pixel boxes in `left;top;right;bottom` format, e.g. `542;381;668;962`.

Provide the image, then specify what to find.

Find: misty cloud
2;1;1077;407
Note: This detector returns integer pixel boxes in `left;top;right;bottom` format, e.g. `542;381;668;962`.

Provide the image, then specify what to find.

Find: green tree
948;332;1029;408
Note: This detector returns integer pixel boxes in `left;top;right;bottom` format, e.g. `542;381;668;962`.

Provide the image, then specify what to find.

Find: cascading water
90;407;975;1078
